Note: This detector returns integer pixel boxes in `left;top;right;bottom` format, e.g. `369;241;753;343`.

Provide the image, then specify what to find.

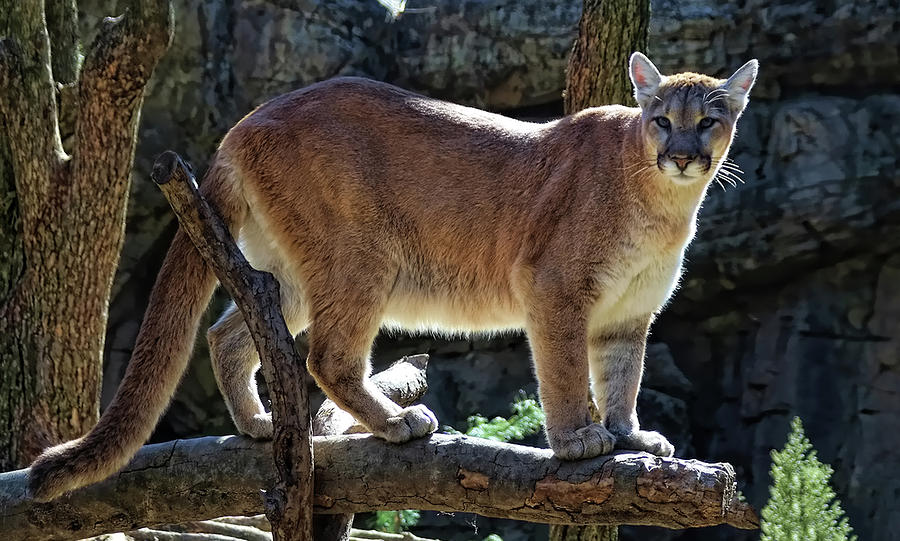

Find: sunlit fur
28;54;756;501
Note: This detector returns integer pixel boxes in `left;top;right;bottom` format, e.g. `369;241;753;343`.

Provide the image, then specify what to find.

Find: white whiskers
710;157;747;191
703;88;729;107
621;159;658;181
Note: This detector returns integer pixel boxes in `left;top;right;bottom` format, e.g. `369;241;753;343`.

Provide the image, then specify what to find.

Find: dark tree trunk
45;0;81;85
550;524;619;541
555;1;651;539
564;0;650;112
0;0;172;470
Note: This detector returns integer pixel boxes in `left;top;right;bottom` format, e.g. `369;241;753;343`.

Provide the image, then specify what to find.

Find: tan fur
28;53;757;501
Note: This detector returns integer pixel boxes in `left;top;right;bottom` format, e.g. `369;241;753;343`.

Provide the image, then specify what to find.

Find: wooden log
313;354;430;541
0;433;758;540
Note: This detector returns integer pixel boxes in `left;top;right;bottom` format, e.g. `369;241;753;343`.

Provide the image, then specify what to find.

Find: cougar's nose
670;154;696;171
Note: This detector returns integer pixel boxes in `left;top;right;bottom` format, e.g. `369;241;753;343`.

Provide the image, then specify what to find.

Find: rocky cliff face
85;1;899;539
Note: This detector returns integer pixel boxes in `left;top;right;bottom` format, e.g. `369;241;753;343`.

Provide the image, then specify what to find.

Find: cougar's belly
383;270;526;334
238;216;312;332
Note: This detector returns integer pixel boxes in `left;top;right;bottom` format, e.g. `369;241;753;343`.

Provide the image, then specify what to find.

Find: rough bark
0;133;21;302
549;523;618;541
121;356;429;541
151;151;313;541
559;2;651;539
0;433;757;540
0;0;172;470
564;0;650;112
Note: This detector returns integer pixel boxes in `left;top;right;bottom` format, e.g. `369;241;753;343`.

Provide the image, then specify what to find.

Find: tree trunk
0;0;172;470
550;524;618;541
557;1;651;539
564;0;650;112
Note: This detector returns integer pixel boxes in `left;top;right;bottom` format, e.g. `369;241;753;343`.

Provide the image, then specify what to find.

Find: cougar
28;52;757;501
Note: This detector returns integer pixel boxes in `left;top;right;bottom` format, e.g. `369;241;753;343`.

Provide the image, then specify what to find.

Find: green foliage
445;393;545;442
761;417;856;541
370;509;421;533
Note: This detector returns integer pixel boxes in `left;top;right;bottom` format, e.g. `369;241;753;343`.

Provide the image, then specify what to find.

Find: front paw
612;429;674;457
548;423;616;460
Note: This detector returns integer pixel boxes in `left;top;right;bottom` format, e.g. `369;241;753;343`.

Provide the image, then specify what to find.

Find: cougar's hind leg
305;280;437;443
208;281;309;439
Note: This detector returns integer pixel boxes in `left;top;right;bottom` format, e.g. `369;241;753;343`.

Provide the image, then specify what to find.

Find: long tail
28;156;247;502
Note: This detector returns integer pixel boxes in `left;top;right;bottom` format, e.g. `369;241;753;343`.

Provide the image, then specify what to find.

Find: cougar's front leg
589;316;674;457
526;291;616;460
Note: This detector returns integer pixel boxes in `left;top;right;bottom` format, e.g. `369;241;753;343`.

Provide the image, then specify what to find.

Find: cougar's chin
668;172;703;186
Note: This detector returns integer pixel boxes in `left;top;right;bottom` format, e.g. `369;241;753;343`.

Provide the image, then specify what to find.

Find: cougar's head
629;52;758;186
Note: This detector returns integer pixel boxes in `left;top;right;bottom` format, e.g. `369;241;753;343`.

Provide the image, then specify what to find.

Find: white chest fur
589;245;687;329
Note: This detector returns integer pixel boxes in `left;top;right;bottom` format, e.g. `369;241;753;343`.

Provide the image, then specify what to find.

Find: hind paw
235;412;274;440
376;405;438;443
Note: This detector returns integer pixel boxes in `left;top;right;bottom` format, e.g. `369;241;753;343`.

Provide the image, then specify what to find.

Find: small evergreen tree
761;417;856;541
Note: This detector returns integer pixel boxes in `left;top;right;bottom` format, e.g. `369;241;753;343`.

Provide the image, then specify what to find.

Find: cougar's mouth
656;154;714;186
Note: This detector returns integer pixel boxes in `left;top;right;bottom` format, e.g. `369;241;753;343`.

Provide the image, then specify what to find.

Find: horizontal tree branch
349;528;440;541
0;433;757;540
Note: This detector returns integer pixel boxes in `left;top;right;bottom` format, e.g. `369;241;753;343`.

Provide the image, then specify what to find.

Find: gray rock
643;342;693;396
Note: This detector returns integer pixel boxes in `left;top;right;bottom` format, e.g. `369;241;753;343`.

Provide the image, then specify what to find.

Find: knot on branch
150;150;185;185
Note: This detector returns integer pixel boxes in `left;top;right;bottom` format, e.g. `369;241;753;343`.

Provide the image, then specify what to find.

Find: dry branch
0;432;757;540
349;529;440;541
152;521;273;541
151;150;314;540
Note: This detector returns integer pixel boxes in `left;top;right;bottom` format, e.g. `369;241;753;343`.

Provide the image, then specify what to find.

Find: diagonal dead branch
151;150;313;540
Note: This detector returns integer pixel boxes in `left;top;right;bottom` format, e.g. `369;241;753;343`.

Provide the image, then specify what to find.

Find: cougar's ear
721;59;759;113
629;52;663;108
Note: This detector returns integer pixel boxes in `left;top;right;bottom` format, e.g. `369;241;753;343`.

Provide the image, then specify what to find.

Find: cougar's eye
654;117;671;129
698;117;716;129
